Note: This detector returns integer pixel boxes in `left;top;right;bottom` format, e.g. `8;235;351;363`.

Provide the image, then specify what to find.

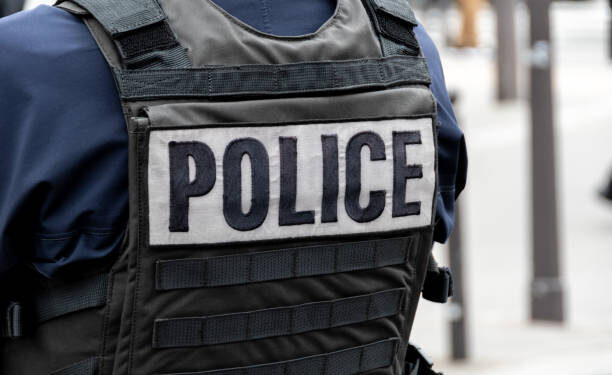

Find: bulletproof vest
1;0;439;374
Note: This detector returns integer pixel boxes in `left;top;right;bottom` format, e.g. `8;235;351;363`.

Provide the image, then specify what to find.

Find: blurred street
411;0;612;374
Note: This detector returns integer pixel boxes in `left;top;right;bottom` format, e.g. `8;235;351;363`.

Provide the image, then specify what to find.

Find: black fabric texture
375;11;419;51
114;56;432;100
422;254;454;304
59;0;191;69
153;289;404;348
223;138;270;231
369;0;418;26
155;236;415;290
405;342;443;375
392;131;423;218
279;137;315;226
169;141;216;232
50;357;99;375
345;132;387;223
34;273;108;323
157;339;398;375
321;135;339;223
65;0;165;35
363;0;422;57
115;21;178;59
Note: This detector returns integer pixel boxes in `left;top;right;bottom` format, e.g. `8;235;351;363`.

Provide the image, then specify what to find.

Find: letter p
169;141;216;232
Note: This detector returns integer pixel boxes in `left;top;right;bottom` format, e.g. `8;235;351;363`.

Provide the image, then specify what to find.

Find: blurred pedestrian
456;0;484;48
600;170;612;201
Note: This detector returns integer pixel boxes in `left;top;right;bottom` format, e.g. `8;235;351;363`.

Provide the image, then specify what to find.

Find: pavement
410;1;612;374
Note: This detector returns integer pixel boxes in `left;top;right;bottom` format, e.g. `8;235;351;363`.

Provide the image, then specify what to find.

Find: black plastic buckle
2;302;24;339
422;266;454;304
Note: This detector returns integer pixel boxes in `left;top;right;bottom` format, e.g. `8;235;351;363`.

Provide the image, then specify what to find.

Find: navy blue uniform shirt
0;1;467;280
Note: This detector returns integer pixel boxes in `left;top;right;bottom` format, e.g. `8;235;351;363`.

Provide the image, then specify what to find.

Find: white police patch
148;118;435;246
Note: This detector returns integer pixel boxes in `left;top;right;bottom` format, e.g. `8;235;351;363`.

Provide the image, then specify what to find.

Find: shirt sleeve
414;24;468;243
0;6;128;281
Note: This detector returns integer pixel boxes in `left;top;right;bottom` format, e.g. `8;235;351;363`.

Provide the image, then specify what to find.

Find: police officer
0;1;467;374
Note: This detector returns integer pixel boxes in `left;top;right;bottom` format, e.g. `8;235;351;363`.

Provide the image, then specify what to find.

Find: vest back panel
1;1;437;374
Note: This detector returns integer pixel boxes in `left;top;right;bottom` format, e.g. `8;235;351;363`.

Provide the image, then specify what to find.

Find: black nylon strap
365;0;421;57
63;0;165;36
156;236;416;291
56;0;190;69
369;0;418;26
114;56;431;100
158;338;398;375
115;21;178;60
35;273;108;323
50;357;99;375
153;289;405;348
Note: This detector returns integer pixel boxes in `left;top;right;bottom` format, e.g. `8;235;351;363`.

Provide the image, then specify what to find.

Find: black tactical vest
1;0;439;374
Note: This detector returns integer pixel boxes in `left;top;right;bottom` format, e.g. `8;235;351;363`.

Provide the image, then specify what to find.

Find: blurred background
408;0;612;374
2;0;612;374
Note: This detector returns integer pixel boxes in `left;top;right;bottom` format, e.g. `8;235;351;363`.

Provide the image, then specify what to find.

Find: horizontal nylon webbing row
156;236;415;290
115;56;431;100
36;273;108;323
50;357;99;375
158;338;398;375
153;289;405;349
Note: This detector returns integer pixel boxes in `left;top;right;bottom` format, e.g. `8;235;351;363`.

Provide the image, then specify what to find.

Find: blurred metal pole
448;200;468;360
493;0;518;100
526;0;564;323
609;0;612;59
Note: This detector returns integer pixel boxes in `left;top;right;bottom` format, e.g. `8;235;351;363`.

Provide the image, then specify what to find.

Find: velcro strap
376;13;419;49
370;0;417;26
115;21;178;59
50;357;99;375
153;289;405;348
63;0;165;36
35;273;109;323
114;55;431;100
156;236;416;290
157;338;398;375
56;0;190;69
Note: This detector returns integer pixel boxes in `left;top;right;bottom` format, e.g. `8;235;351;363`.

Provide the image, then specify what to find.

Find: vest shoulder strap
55;0;191;69
363;0;422;57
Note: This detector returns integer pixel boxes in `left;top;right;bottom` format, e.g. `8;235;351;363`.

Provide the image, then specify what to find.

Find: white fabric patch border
148;118;436;246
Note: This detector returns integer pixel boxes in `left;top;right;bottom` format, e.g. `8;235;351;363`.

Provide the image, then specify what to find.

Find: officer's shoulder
0;5;96;72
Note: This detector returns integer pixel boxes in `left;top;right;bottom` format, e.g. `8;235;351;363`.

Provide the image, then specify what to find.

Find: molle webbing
35;273;108;323
50;358;99;375
1;272;109;339
156;236;416;290
158;339;398;375
57;0;190;68
153;289;405;348
114;56;431;100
